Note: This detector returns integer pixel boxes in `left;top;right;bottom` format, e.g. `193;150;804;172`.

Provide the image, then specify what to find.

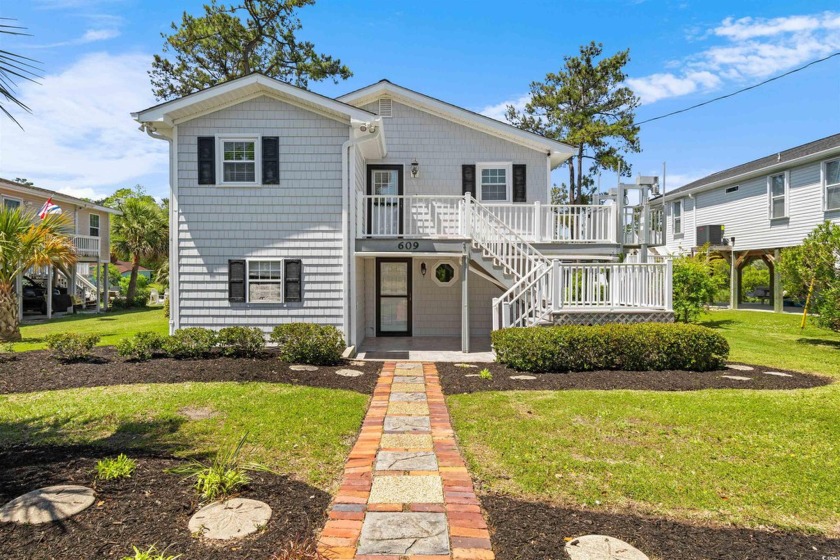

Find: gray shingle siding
175;96;349;331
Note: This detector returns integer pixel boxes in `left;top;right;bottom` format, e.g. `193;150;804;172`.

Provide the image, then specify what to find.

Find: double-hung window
476;163;512;202
2;197;21;211
247;260;284;303
672;200;683;235
768;172;788;219
825;159;840;211
89;214;100;237
220;138;260;185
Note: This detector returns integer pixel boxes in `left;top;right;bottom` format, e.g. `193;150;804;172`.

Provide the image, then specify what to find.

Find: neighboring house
114;260;152;280
133;74;671;353
0;177;118;315
656;133;840;311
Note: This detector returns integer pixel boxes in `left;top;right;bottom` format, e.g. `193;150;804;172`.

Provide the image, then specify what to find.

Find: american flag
38;197;62;219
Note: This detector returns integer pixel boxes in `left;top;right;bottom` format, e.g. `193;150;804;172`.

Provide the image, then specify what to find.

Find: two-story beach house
656;133;840;312
0;177;117;317
133;74;671;354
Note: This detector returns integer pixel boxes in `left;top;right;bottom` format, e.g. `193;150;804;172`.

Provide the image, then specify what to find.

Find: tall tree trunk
126;255;141;304
0;285;21;342
567;160;575;204
576;146;584;204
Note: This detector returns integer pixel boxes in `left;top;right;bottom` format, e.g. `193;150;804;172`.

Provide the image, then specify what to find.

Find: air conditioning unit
696;225;724;246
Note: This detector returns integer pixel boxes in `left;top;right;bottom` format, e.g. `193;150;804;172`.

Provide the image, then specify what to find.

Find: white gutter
663;146;840;202
342;118;384;346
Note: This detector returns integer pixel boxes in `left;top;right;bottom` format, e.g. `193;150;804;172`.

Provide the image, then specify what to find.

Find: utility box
696;225;724;246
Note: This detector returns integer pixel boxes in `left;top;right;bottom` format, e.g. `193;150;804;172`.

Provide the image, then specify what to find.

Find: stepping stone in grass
357;512;449;555
764;371;793;377
336;369;364;377
566;535;649;560
0;485;95;524
188;498;272;540
721;375;752;381
289;365;318;371
368;475;444;504
727;364;755;371
375;451;438;471
510;375;537;380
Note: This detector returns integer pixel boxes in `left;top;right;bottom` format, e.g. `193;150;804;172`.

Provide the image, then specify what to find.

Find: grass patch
96;453;138;480
449;310;840;535
0;381;368;489
14;308;168;352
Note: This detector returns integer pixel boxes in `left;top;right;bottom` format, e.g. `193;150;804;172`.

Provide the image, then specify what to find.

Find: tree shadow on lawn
797;337;840;350
482;493;839;560
697;319;736;330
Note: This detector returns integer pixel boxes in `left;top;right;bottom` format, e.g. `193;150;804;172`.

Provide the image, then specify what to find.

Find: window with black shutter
462;165;476;198
513;164;527;202
284;259;302;302
262;136;280;185
228;259;246;302
198;137;216;185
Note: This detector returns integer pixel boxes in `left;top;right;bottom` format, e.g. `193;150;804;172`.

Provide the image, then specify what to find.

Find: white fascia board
0;182;121;215
339;82;576;165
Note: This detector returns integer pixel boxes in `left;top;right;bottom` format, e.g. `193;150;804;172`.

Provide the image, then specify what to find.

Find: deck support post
773;248;783;313
461;251;470;354
103;262;109;312
95;263;101;313
46;265;53;319
69;264;77;312
16;272;23;322
730;251;739;310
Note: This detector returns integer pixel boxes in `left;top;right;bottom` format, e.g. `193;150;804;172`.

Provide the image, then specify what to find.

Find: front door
376;258;412;336
367;165;403;237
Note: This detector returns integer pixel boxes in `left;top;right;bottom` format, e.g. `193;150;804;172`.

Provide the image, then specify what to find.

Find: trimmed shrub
270;323;345;366
45;333;100;361
217;326;265;358
492;323;729;373
116;331;166;361
162;328;217;359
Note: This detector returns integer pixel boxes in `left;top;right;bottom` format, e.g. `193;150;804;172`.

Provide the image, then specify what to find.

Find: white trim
822;158;840;212
171;128;180;333
245;258;285;304
476;162;513;203
215;134;262;186
432;259;459;287
767;170;789;220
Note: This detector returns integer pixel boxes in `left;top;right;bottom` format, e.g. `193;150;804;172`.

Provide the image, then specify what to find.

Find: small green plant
0;342;15;361
162;327;217;359
163;296;170;318
169;434;263;502
121;545;180;560
271;323;345;365
479;368;493;380
96;454;137;481
45;332;100;361
217;326;265;358
116;331;166;361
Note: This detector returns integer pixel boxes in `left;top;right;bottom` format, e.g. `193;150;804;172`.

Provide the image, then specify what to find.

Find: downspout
342;119;383;348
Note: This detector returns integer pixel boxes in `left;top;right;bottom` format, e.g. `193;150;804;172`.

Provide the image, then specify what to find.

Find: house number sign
396;241;420;250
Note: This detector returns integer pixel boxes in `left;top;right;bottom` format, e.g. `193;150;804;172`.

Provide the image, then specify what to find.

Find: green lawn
0;381;368;489
448;309;840;535
13;308;168;352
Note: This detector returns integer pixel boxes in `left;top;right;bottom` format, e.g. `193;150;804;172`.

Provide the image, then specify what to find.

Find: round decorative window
433;261;458;287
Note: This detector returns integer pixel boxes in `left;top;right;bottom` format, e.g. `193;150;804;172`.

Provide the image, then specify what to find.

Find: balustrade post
665;259;674;311
534;201;542;243
463;194;471;238
502;301;512;328
552;260;562;312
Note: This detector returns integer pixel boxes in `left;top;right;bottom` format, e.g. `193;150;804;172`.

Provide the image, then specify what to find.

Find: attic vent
378;97;393;117
725;185;739;194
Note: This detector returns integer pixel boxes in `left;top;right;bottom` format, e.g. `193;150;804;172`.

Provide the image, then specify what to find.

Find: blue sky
0;0;838;200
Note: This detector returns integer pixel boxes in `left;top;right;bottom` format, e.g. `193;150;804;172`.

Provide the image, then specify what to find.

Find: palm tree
112;198;168;304
1;19;40;128
0;207;77;341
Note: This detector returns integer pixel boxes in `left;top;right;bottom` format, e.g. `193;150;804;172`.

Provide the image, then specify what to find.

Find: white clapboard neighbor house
133;74;672;354
655;133;840;312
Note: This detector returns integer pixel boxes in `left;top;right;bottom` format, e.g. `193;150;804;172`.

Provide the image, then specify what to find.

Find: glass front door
376;258;411;336
368;165;403;237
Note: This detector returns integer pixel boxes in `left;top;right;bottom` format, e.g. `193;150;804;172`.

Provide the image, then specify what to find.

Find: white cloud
31;28;120;48
0;52;168;200
628;11;840;104
477;94;530;122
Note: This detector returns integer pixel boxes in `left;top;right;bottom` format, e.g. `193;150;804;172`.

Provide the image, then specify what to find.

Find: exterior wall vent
378;97;393;117
725;185;739;194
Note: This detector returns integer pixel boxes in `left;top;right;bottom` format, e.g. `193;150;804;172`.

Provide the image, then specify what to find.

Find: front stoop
317;362;495;559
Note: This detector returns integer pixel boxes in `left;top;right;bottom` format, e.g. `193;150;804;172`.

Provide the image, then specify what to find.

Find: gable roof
666;133;840;199
338;80;576;167
132;73;377;136
0;177;120;215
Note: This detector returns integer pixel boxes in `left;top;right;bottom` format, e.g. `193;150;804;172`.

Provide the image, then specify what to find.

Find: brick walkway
317;362;494;559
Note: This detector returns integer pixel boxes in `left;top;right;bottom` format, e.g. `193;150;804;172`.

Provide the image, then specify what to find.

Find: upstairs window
825;159;840;211
672;200;683;235
3;197;21;210
89;214;100;237
768;172;788;219
221;139;258;184
477;163;512;202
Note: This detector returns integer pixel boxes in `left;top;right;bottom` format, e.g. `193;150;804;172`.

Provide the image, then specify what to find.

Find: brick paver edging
317;362;494;559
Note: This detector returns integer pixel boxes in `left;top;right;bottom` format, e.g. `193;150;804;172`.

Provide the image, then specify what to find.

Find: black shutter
513;164;527;202
228;259;246;302
198;137;216;185
462;164;476;198
284;259;302;302
262;136;280;185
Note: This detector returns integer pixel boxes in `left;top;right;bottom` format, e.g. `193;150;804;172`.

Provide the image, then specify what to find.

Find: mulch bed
0;444;330;560
482;492;840;560
0;348;380;395
437;362;829;394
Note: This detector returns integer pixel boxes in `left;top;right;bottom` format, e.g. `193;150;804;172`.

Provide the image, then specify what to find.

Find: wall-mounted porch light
420;262;427;276
410;159;420;179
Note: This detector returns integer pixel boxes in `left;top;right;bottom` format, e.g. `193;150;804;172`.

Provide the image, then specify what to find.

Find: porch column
95;263;101;313
46;265;53;319
461;251;470;354
730;251;739;310
103;263;109;312
773;248;783;313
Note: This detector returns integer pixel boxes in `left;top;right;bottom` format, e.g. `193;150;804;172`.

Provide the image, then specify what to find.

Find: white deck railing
72;235;100;258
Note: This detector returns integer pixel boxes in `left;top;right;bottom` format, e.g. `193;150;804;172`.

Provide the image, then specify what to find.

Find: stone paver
0;485;95;525
317;362;494;559
727;364;755;371
336;369;365;377
566;535;649;560
510;375;537;380
764;371;793;377
188;498;272;540
721;375;752;381
289;364;318;371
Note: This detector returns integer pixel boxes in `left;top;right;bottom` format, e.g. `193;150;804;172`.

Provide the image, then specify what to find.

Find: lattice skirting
548;310;675;326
